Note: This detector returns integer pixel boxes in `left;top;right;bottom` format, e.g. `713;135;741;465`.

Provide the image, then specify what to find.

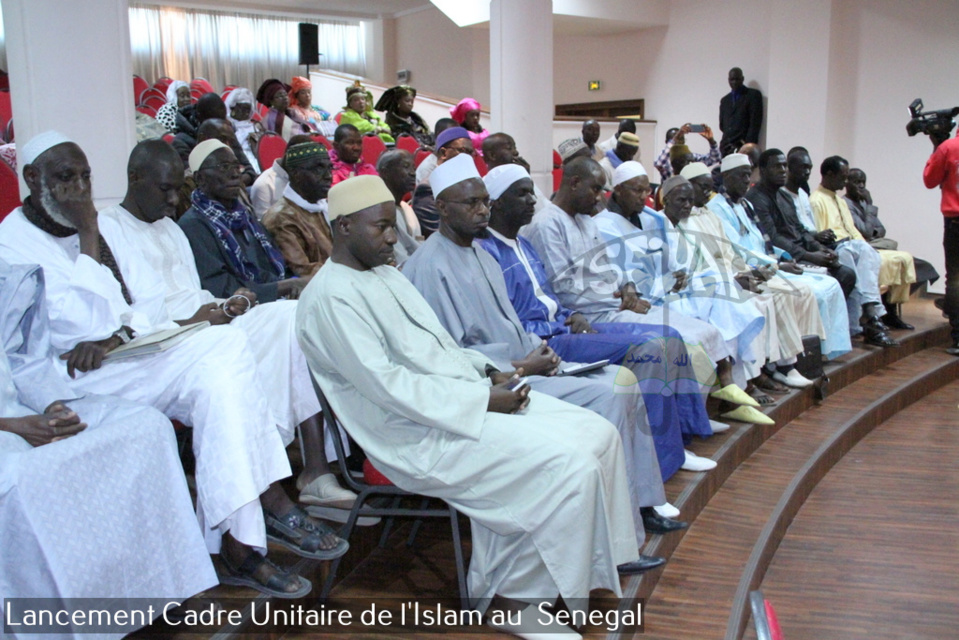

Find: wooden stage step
637;347;959;640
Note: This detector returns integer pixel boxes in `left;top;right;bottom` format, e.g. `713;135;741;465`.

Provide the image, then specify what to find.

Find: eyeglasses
446;197;490;211
201;161;242;174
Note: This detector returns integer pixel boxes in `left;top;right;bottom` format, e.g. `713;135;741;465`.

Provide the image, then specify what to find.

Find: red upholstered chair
253;103;268;122
552;149;562;169
5;119;14;144
361;134;387;167
552;167;563;192
162;133;175;144
310;375;468;607
133;75;149;106
473;153;488;177
311;134;333;151
395;135;419;155
153;77;173;94
190;78;215;96
0;160;23;222
334;112;343;124
257;133;287;173
142;95;166;112
0;92;11;135
220;85;237;102
414;149;431;168
136;104;157;117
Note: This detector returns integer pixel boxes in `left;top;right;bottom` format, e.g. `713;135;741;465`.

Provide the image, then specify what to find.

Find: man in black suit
719;67;763;156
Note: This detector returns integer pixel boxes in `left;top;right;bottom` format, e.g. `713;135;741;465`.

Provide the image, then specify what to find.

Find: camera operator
923;128;959;355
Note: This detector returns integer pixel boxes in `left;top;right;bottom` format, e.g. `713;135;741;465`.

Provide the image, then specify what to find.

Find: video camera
906;98;959;138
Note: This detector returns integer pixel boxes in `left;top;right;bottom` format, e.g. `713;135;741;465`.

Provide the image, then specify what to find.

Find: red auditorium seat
473;153;488;177
552;149;562;169
136;104;157;117
0;160;23;222
553;167;563;192
361;134;386;167
153;77;173;94
190;77;215;96
133;75;149;106
0;92;11;135
395;135;419;154
220;85;237;102
257;133;287;172
311;134;333;151
414;149;431;168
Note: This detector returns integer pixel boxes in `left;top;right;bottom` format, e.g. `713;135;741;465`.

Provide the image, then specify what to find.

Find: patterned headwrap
290;76;312;97
256;79;290;107
374;85;416;113
190;188;286;282
450;98;481;124
284;142;328;170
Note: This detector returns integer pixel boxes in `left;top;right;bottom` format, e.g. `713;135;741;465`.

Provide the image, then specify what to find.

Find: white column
489;0;553;194
2;0;136;204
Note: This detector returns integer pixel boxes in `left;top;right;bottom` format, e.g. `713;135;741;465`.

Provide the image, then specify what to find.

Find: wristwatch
112;326;135;345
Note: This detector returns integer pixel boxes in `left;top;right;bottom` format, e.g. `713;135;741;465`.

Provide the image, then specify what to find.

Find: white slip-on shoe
709;419;731;433
681;449;717;472
771;368;813;388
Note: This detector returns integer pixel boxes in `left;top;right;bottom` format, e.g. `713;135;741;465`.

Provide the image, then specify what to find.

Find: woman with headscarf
225;87;265;174
287;76;336;138
450;97;489;155
155;80;191;134
374;85;433;147
337;83;394;144
256;78;307;142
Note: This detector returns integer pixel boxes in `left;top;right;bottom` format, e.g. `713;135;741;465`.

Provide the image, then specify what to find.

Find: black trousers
944;217;959;343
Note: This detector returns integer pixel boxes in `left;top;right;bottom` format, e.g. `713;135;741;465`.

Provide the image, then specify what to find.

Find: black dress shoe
881;313;914;331
617;554;666;575
640;507;690;534
862;318;899;347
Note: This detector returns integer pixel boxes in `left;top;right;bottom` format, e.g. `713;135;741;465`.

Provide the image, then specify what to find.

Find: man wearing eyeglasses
411;126;476;238
179;140;311;301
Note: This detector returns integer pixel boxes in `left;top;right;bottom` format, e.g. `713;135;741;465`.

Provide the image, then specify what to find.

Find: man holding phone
653;122;722;182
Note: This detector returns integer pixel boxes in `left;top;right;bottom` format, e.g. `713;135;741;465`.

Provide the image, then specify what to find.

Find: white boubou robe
0;208;291;553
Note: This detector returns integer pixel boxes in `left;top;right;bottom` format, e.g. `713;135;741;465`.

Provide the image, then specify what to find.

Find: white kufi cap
484;164;530;200
612;161;648;187
430;153;482;198
20;130;75;168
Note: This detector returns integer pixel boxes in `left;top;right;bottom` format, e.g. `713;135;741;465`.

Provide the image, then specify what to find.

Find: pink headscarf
450;98;482;124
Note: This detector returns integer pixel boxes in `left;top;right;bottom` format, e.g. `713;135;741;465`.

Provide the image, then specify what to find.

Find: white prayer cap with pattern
328;175;394;220
612;161;648;188
430;153;481;199
20;130;75;167
720;153;752;173
484;164;530;200
679;162;710;180
189;139;230;173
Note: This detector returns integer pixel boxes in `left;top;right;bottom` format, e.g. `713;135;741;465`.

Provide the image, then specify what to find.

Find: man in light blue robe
475;164;725;475
707;154;851;359
0;259;217;636
403;155;699;529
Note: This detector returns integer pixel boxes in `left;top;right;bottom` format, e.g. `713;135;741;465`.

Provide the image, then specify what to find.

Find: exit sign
588;80;601;91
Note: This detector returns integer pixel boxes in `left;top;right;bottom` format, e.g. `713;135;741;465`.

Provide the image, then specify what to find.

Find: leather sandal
219;550;312;599
265;505;349;561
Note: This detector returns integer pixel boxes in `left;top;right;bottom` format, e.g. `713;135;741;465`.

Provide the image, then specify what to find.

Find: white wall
2;0;136;205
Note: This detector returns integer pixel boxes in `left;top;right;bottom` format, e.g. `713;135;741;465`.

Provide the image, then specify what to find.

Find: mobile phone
507;376;530;392
688;124;706;133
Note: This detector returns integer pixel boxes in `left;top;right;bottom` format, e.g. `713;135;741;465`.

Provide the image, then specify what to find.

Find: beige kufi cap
189;139;229;173
327;175;394;220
